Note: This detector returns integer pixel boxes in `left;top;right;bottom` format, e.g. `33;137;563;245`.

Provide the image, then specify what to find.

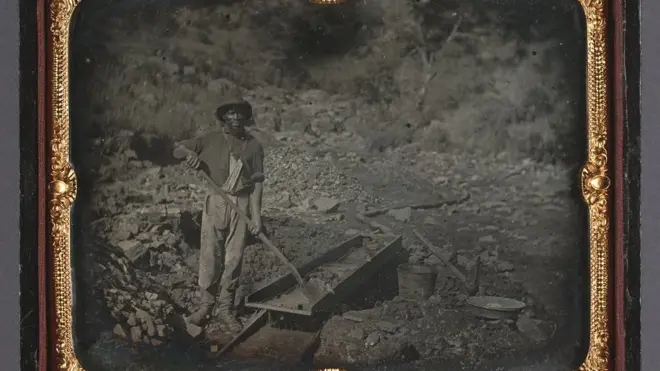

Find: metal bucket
397;264;438;299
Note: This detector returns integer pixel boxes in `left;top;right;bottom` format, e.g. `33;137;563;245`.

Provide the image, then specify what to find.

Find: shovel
195;167;326;303
413;229;480;295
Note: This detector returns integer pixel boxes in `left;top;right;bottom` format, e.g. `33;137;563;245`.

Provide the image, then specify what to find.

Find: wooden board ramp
210;309;268;356
206;310;321;364
245;234;403;316
208;328;319;363
230;326;319;363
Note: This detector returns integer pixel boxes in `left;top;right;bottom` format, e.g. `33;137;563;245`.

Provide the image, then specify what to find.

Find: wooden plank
321;262;362;270
211;309;268;357
246;235;363;305
299;329;322;364
311;235;403;314
362;193;470;217
245;302;312;316
264;289;312;308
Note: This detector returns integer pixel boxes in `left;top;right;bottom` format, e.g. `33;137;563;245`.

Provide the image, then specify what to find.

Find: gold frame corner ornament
46;0;612;370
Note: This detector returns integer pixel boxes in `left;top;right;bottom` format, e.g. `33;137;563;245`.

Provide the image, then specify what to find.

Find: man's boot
185;288;215;326
216;288;243;334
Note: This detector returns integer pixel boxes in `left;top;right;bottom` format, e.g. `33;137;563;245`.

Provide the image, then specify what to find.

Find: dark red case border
36;0;48;369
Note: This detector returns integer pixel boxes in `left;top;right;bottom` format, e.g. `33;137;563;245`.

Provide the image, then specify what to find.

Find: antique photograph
65;0;593;369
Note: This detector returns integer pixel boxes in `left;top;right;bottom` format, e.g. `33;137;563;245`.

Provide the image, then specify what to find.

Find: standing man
173;96;265;334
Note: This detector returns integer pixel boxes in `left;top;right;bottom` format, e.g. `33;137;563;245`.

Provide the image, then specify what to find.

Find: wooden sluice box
207;234;403;362
245;234;403;316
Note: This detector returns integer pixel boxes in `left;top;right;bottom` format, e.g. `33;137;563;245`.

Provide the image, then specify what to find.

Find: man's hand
184;154;201;170
249;218;263;236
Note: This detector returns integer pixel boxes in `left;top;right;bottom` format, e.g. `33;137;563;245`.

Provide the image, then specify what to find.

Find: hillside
70;0;585;164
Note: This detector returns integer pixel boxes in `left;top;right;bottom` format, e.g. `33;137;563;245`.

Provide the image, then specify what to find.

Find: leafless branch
416;13;464;113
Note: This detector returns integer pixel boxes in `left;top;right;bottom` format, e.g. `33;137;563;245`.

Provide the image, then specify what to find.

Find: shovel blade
300;280;326;303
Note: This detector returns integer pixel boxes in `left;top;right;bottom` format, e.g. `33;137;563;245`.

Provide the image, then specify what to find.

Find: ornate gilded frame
44;0;613;370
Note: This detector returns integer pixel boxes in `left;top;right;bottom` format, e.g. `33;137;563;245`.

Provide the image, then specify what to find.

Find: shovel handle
413;229;468;283
196;169;307;286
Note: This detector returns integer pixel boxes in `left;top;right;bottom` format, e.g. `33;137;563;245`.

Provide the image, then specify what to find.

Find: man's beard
226;123;246;137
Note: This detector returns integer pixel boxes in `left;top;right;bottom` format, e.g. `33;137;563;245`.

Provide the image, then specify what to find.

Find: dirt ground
72;122;587;370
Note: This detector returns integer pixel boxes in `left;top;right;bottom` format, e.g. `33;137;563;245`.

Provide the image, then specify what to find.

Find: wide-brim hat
215;97;253;122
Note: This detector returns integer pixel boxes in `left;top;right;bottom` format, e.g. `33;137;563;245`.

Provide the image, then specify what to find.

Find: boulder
388;207;412;222
312;197;340;213
117;240;148;263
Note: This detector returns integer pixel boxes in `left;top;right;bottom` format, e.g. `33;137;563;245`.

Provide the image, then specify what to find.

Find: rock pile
262;143;382;216
107;290;174;346
91;240;191;346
